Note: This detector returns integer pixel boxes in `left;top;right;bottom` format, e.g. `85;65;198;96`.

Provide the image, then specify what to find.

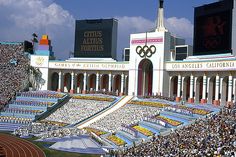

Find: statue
160;0;164;8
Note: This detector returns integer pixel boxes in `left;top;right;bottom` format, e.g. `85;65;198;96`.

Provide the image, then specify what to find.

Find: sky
0;0;217;60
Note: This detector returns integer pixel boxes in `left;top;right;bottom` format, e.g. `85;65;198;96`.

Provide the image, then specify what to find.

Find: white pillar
96;72;99;91
120;73;124;95
83;72;87;94
70;72;74;94
214;74;220;105
58;71;62;92
188;75;194;103
201;74;207;103
176;74;182;102
108;73;112;92
227;75;233;102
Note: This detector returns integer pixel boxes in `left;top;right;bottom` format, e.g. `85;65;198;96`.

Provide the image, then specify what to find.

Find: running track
0;134;45;157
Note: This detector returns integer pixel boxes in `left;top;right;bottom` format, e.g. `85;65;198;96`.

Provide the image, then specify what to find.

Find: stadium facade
30;0;236;106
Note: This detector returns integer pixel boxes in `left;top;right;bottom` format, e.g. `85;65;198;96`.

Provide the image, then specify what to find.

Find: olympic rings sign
136;45;156;58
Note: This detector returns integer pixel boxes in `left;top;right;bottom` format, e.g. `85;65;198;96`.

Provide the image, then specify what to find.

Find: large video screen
74;19;117;58
194;1;232;55
194;10;232;55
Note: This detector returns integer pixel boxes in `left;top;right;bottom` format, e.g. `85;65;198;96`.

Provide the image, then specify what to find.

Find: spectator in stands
123;108;236;157
0;43;29;107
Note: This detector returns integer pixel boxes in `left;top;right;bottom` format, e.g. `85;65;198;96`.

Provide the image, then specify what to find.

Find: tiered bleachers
45;94;116;125
0;90;68;131
86;98;220;148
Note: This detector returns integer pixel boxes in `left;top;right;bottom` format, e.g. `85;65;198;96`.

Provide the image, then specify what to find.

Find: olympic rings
136;45;156;58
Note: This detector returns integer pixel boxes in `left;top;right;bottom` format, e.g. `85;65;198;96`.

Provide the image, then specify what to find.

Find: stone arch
63;73;71;93
88;74;96;92
137;59;153;96
51;72;59;91
195;76;203;103
125;76;129;95
208;76;216;104
113;74;121;94
182;76;190;101
221;76;229;105
170;76;178;98
101;74;109;92
76;73;84;93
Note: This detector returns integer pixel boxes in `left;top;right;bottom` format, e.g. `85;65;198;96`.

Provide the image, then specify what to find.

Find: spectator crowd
89;104;160;133
123;108;236;157
0;43;29;109
45;99;111;124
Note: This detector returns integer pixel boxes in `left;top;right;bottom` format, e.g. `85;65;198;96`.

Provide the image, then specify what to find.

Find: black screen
193;0;233;55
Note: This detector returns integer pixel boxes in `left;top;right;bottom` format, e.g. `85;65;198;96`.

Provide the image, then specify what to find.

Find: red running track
0;134;45;157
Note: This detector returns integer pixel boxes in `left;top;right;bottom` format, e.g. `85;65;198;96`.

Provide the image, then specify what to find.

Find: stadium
0;0;236;156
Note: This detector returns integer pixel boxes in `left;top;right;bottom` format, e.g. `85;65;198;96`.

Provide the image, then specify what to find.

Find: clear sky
0;0;217;60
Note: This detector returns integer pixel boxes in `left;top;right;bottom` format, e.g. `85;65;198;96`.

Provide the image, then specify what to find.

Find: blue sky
0;0;217;60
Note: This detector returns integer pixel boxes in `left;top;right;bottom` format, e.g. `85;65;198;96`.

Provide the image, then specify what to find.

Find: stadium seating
0;43;29;108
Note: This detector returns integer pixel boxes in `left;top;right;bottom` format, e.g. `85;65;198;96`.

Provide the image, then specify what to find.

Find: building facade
30;0;236;107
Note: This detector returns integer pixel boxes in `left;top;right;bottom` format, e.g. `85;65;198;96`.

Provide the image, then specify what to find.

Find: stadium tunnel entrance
138;59;153;96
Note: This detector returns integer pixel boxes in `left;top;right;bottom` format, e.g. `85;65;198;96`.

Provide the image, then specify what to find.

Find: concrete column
82;72;87;94
176;74;182;102
201;74;207;104
96;72;99;92
70;72;75;94
108;73;112;92
57;71;62;92
120;73;124;96
214;74;220;105
188;75;194;103
227;75;233;107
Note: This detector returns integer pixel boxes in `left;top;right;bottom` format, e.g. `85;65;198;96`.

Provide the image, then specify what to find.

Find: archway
113;75;121;94
76;74;84;93
51;72;59;91
182;76;190;101
170;76;178;98
88;74;96;92
63;73;71;93
221;76;228;105
208;76;216;104
195;76;203;103
125;76;129;95
137;59;153;96
101;74;109;92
